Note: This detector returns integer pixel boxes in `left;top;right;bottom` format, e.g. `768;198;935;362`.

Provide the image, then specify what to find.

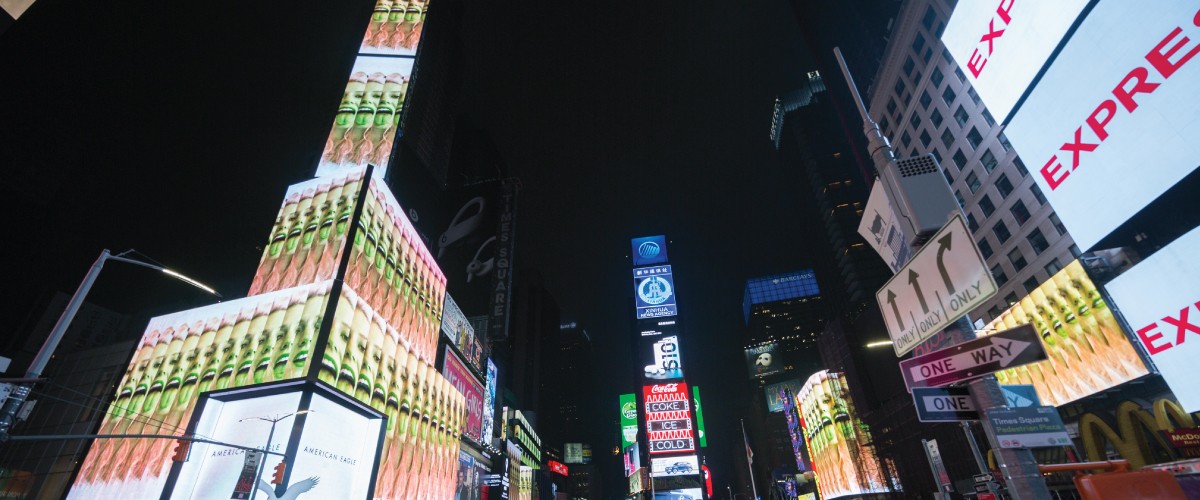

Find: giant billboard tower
69;2;468;499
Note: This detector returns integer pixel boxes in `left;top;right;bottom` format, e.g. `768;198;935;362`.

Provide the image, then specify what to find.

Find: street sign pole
968;374;1047;498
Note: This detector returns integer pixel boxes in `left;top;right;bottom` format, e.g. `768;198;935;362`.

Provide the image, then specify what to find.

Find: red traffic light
272;462;287;485
171;439;191;462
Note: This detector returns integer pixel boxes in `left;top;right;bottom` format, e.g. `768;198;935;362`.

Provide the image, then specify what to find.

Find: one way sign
900;324;1047;391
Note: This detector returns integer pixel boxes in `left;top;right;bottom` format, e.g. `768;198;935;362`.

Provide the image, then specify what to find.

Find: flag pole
742;419;758;499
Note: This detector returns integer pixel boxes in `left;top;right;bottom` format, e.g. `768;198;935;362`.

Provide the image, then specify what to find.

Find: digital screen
564;443;584;464
248;168;366;296
981;260;1149;406
623;443;642;478
547;460;568;476
640;335;684;381
1003;2;1200;249
779;386;808;471
631;235;669;266
941;0;1090;122
441;295;484;374
454;450;484;500
360;0;429;57
315;55;414;180
653;488;703;500
764;378;804;413
70;282;332;498
482;358;498;444
442;346;485;444
744;343;785;379
1106;226;1200;412
797;371;890;499
643;383;696;455
620;393;639;448
649;455;699;478
634;266;678;319
692;386;707;448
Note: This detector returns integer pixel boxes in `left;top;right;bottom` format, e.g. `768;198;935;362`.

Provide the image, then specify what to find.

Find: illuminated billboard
941;0;1090;122
981;260;1149;406
765;379;804;413
1107;226;1200;411
692;386;707;448
650;455;699;478
639;318;679;337
316;55;414;180
745;343;785;379
623;444;642;478
640;335;684;381
642;382;696;455
249;168;366;296
631;235;669;266
780;386;808;471
482;358;498;443
442;346;485;444
653;488;703;500
797;371;890;499
1003;2;1200;250
360;0;428;57
634;266;678;319
620;393;638;448
441;295;484;374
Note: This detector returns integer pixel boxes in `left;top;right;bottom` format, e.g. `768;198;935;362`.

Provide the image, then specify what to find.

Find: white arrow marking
909;338;1032;383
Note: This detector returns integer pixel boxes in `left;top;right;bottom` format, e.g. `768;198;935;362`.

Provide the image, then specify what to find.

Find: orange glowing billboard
797;370;890;499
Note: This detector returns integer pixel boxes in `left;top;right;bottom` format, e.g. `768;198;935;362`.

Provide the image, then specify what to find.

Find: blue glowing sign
631;235;669;266
634;266;678;319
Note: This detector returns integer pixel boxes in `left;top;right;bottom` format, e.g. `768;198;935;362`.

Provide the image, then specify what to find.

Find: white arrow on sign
909;337;1032;383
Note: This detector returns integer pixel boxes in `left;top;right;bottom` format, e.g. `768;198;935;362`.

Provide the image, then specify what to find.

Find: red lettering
981;20;1006;54
996;0;1015;24
1113;67;1161;112
1085;100;1117;141
968;49;987;78
1137;323;1171;355
1161;306;1200;346
1060;127;1099;169
1146;26;1200;79
1040;155;1069;190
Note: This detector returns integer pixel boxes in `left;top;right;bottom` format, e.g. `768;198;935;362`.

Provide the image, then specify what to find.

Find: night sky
3;0;824;493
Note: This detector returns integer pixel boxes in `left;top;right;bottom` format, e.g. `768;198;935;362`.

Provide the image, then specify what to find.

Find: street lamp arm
108;251;222;297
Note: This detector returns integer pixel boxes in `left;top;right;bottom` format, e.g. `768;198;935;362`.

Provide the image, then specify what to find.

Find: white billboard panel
1106;226;1200;412
649;455;699;478
941;0;1089;122
1004;3;1200;249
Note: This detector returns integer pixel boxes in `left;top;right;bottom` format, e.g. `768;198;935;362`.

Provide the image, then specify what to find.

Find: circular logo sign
637;241;661;260
622;402;637;420
637;276;673;305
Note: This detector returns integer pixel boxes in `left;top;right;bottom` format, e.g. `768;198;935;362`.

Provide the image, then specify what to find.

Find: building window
1014;157;1028;176
1070;244;1083;258
942;48;954;65
967;212;980;232
955;66;967;83
901;131;912;149
1004;291;1020;306
954;105;969;127
1010;200;1031;225
909;113;921;130
1028;228;1050;254
1031;184;1047;204
912;33;926;54
1044;258;1062;276
979;194;995;217
966;126;983;150
999;132;1013;152
980;149;998;173
903;57;916;78
922;6;937;30
978;237;994;259
988;305;1003;320
943;167;954;185
1050;213;1067;235
880;117;891;137
955;190;966;208
887;98;898;117
968;87;982;106
931;67;944;88
922;47;933;63
919;90;933;109
1008;247;1028;271
942;128;956;150
943;86;957;106
994;220;1012;243
894;79;907;97
966;171;982;193
992;263;1009;286
982;108;996;127
952;149;967;169
1023;276;1040;293
920;129;932;148
931;148;943;164
930;108;944;128
995;173;1014;197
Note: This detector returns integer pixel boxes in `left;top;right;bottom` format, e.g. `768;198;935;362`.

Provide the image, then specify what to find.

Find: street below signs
913;386;979;422
877;213;997;356
900;324;1046;391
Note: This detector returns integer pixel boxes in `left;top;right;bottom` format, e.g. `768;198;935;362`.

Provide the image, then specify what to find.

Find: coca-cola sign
643;383;695;455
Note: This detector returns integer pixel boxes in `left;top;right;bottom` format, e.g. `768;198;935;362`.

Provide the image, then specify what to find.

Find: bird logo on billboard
256;476;320;500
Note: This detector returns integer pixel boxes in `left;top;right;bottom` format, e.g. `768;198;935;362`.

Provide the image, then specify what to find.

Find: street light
0;248;221;440
240;410;312;492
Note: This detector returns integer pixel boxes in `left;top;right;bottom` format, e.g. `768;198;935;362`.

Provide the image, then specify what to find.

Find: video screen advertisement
360;0;429;57
1107;225;1200;412
1002;2;1200;250
631;235;669;267
745;343;785;379
634;266;679;320
316;55;415;180
642;382;696;456
980;260;1149;407
640;332;685;381
797;371;890;500
442;346;485;445
441;294;485;375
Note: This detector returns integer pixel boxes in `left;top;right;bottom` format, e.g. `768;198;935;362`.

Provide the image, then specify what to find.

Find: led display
316;55;414;180
981;260;1149;406
692;386;707;448
623;443;641;478
441;295;484;374
360;0;429;57
633;266;678;319
631;235;669;266
941;0;1090;122
640;334;684;381
482;358;498;444
744;343;784;379
1003;2;1200;249
764;379;804;413
454;450;484;500
643;382;695;455
650;455;699;478
1106;226;1200;412
620;393;638;448
797;371;890;500
652;488;703;500
442;346;485;444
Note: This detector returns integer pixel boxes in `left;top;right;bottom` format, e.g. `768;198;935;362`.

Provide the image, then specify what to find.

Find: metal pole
742;419;758;500
0;249;110;440
961;421;989;475
255;419;278;495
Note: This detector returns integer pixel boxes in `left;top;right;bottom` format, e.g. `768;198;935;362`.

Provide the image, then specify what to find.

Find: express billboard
643;382;696;455
442;346;485;444
1106;225;1200;412
980;260;1148;406
1003;3;1200;250
634;266;679;320
941;0;1090;122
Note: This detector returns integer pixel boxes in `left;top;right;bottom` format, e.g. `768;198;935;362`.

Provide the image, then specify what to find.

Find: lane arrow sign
900;324;1047;391
887;289;905;330
908;269;929;314
936;233;955;294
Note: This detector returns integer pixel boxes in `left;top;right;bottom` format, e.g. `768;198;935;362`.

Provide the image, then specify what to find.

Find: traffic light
171;439;191;462
272;462;287;485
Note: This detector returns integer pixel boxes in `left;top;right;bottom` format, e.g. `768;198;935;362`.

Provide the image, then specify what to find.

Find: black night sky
1;0;862;494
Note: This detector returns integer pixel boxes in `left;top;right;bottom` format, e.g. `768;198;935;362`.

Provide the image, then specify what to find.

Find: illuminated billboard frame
442;345;485;444
642;382;696;456
634;266;679;319
797;371;890;499
640;333;684;381
980;260;1148;407
631;235;669;267
745;343;785;379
